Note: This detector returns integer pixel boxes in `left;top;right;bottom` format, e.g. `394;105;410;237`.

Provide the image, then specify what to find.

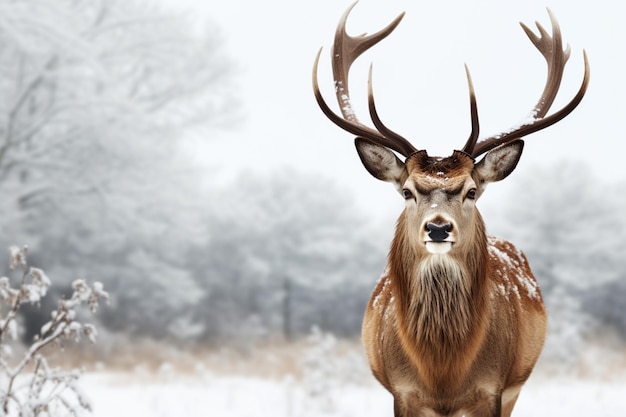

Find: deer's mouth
425;241;453;254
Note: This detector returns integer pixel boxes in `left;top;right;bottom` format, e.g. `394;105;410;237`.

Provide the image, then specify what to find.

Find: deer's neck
411;256;475;346
389;215;489;386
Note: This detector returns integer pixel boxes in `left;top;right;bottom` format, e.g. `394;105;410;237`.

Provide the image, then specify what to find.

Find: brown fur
361;153;546;417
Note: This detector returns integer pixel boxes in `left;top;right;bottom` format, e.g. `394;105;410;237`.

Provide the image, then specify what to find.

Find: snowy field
84;372;626;417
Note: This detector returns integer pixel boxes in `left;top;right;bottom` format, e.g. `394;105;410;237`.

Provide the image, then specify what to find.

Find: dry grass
26;333;626;383
39;335;368;380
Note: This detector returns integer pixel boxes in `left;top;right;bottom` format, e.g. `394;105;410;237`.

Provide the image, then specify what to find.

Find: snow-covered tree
191;169;388;342
0;0;236;338
0;0;234;230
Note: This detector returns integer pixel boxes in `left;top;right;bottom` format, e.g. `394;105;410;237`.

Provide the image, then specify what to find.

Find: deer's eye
402;189;414;200
466;188;477;200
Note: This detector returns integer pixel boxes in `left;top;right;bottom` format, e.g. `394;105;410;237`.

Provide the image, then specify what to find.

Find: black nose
426;222;451;242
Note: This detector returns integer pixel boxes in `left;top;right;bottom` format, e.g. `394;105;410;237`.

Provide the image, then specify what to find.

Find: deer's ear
475;140;524;184
355;138;407;191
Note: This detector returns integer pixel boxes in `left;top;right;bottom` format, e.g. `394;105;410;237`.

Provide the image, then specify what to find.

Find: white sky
162;0;626;224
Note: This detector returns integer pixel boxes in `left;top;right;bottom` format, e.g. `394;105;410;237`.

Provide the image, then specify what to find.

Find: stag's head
313;3;589;255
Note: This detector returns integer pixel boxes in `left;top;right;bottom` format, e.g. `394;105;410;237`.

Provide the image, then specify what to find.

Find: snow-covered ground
85;372;626;417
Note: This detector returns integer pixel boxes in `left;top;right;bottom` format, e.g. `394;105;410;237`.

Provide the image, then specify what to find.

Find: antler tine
461;65;480;157
312;2;418;158
471;51;589;157
332;2;404;121
467;9;589;158
367;65;419;156
312;51;413;155
313;49;381;140
520;8;571;118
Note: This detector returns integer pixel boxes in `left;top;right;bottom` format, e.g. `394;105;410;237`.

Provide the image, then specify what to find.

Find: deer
312;3;589;417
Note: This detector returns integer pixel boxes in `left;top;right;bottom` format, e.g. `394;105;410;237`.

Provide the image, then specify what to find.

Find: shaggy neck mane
389;212;490;388
412;256;473;347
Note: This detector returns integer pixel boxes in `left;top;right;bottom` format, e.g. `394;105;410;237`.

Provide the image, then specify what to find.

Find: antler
312;2;418;158
462;9;590;158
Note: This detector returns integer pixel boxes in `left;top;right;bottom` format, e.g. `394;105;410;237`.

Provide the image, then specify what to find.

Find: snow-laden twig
0;245;109;416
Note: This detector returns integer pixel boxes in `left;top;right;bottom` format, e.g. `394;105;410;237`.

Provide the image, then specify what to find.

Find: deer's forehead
410;172;470;194
405;150;475;192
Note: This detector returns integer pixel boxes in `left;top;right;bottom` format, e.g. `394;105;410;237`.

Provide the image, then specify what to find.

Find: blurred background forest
0;0;624;377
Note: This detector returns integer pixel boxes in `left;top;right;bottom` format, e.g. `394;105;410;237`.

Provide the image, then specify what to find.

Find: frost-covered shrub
0;246;109;416
301;327;338;414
